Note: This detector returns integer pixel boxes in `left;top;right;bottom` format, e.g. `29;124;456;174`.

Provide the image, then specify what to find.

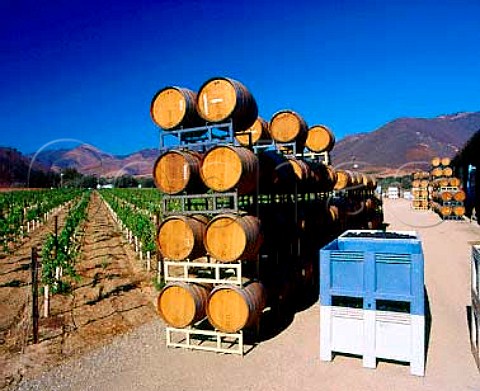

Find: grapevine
41;191;90;293
100;189;158;255
0;189;82;253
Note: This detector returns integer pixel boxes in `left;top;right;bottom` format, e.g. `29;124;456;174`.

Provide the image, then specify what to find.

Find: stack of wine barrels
411;171;430;210
151;78;262;334
151;76;382;343
430;157;465;219
412;157;465;219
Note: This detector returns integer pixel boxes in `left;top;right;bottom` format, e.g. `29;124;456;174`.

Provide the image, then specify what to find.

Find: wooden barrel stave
204;214;263;262
150;87;203;130
334;169;353;190
453;190;466;202
153;150;205;194
200;145;259;194
431;167;443;177
453;205;465;216
197;77;258;131
269;110;308;148
157;282;211;328
206;281;266;333
441;157;451;166
157;215;208;261
305;125;335;153
449;177;461;187
235;117;270;146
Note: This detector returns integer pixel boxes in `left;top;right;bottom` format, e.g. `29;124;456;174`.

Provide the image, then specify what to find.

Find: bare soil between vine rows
0;192;157;390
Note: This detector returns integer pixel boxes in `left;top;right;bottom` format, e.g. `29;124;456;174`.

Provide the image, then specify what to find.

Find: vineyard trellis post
31;246;39;344
44;215;58;318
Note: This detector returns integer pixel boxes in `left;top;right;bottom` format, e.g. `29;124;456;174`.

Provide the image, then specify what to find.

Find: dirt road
11;198;480;390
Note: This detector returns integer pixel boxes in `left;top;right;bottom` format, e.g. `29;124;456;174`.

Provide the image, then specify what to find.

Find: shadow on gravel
466;304;479;370
424;286;432;366
254;305;296;343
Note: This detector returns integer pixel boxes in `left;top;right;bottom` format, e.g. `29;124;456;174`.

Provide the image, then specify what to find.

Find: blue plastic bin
320;230;424;315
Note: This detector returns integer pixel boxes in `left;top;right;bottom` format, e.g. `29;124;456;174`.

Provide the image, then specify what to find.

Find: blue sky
1;0;480;155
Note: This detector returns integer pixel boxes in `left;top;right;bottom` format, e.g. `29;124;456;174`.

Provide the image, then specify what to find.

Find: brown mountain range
30;144;159;178
331;111;480;175
2;111;480;185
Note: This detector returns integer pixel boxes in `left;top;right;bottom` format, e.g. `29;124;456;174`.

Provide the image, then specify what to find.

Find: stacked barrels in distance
430;157;465;220
151;76;382;341
411;172;430;210
411;157;466;220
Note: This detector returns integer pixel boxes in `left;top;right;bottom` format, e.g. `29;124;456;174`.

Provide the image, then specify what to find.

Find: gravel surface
13;199;480;391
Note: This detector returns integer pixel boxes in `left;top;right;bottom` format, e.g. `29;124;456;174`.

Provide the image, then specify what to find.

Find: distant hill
31;144;159;177
331;112;480;174
0;147;54;187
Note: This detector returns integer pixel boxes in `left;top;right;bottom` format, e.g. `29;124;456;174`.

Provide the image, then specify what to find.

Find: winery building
452;129;480;221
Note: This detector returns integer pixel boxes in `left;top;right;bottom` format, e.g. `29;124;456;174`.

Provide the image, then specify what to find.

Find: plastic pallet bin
319;230;425;376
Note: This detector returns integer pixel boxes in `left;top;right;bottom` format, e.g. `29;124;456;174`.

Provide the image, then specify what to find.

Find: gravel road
13;198;480;391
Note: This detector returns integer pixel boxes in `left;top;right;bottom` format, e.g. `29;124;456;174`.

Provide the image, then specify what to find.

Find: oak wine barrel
153;150;205;195
287;157;312;184
157;282;211;328
440;191;453;202
420;179;429;188
431;167;443;177
325;165;338;191
362;174;376;190
453;205;465;216
235;117;270;146
200;145;259;194
197;77;258;131
305;125;335;153
453;190;466;202
269;110;308;146
207;281;266;333
413;200;428;208
438;178;450;187
257;150;296;192
413;171;429;180
441;157;451;166
440;205;453;216
334;170;353;190
328;205;340;222
150;87;203;130
157;215;209;261
309;163;337;192
364;197;377;212
204;214;263;262
431;157;441;167
449;177;461;187
443;167;453;177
